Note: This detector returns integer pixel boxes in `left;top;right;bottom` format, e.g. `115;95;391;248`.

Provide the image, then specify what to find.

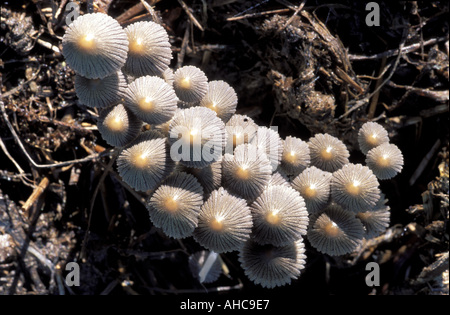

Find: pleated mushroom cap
200;80;237;123
331;163;381;212
124;75;178;125
250;126;283;172
308;133;349;172
224;114;258;154
307;204;364;256
173;65;208;103
193;187;253;253
176;157;222;198
168;107;225;168
279;136;310;177
222;144;272;202
366;143;404;180
267;170;290;188
62;13;128;79
123;21;172;77
291;166;332;214
117;130;175;192
358;121;390;155
97;103;142;147
147;171;204;239
251;185;308;246
356;194;391;238
238;239;306;289
75;70;127;108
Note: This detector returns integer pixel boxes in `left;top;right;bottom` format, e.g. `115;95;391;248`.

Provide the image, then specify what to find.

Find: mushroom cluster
62;13;403;289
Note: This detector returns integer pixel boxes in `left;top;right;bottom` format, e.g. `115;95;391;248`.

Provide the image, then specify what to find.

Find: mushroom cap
97;103;142;147
193;187;253;253
75;70;127;108
62;13;128;79
358;121;390;155
173;65;208;103
123;21;172;77
279;136;310;177
238;239;306;289
356;194;391;238
222;144;272;202
168;107;226;168
250;126;283;172
366;143;404;180
224;114;258;154
330;163;381;212
308;133;349;172
251;185;308;246
200;80;238;123
307;204;365;256
291;166;332;214
176;156;222;198
147;171;204;239
117;130;175;192
124;75;178;125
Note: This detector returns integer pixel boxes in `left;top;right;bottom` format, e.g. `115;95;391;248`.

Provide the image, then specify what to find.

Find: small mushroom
366;143;404;180
200;80;237;123
116;130;175;192
62;13;128;79
173;65;208;103
147;171;204;239
358;121;390;155
193;187;253;253
124;75;178;125
238;239;306;289
222;144;272;202
279;136;310;177
74;70;127;108
250;185;308;246
97;103;142;147
307;203;364;256
330;163;381;213
291;166;332;214
123;21;172;77
308;133;349;172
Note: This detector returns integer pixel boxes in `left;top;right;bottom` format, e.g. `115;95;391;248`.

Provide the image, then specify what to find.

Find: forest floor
0;0;448;297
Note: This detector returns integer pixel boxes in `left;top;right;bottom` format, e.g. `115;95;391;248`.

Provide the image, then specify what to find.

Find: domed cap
238;239;306;289
193;187;253;253
308;133;349;172
222;144;272;202
251;185;308;246
200;80;237;123
147;171;204;239
117;130;175;192
97;103;142;147
75;70;127;108
124;75;178;125
250;126;283;172
291;166;332;214
168;107;225;168
358;121;390;155
307;204;364;256
62;13;128;79
356;194;390;238
331;163;381;212
279;136;310;177
173;65;208;103
123;21;172;77
366;143;403;180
